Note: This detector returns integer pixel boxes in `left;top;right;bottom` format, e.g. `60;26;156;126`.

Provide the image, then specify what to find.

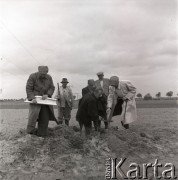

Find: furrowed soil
0;107;178;180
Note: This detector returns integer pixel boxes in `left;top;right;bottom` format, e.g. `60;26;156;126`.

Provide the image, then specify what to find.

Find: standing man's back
95;72;110;129
95;72;109;96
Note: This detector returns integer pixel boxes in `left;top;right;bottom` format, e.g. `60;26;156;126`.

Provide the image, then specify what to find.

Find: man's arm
26;74;35;101
69;87;74;107
124;81;136;100
107;86;115;109
47;75;55;97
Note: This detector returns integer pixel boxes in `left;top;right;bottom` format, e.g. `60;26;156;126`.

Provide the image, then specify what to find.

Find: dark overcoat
82;86;91;97
78;86;92;108
26;72;56;132
77;93;98;127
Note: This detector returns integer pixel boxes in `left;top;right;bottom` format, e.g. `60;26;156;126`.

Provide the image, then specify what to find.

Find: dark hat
88;79;95;86
61;78;69;83
38;66;48;74
97;72;104;76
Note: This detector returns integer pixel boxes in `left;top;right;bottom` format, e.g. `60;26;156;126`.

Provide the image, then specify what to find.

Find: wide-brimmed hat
97;72;104;76
38;66;48;74
61;78;69;83
109;76;119;86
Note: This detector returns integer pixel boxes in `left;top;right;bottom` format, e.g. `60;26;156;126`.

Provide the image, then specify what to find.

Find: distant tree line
136;91;176;100
0;91;177;102
0;98;25;102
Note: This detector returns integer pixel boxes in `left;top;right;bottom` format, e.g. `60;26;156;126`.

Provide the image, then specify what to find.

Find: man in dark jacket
82;79;96;97
77;87;103;136
26;66;57;137
77;79;96;109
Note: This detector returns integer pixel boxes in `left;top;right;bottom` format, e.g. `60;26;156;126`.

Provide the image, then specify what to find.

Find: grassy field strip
0;99;178;109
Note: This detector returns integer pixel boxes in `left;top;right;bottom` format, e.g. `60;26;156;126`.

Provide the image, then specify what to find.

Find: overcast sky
0;0;177;99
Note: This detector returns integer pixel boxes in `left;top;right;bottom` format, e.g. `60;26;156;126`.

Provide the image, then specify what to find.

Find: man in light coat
107;76;137;129
26;66;57;137
55;78;74;126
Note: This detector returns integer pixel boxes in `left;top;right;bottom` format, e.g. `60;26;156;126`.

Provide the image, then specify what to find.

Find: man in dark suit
77;87;103;136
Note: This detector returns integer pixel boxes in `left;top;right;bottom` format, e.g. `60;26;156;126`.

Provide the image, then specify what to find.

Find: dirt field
0;107;178;179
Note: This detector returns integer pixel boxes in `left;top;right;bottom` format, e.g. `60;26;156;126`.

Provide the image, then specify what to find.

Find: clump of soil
69;134;84;149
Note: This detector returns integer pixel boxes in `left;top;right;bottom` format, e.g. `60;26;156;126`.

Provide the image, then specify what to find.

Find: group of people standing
26;66;137;137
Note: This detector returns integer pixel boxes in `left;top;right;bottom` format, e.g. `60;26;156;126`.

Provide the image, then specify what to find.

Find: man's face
62;82;68;88
39;73;46;78
88;83;96;90
95;90;103;98
98;75;104;80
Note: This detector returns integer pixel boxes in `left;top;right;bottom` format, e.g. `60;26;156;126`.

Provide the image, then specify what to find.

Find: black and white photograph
0;0;177;179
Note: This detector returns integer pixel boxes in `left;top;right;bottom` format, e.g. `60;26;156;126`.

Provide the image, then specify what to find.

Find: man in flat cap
107;76;137;129
26;66;57;137
55;78;74;126
95;72;110;129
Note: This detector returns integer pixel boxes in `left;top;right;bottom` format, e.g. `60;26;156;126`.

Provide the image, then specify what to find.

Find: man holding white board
26;66;57;137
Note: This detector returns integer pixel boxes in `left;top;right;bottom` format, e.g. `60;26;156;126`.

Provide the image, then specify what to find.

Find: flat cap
97;72;104;76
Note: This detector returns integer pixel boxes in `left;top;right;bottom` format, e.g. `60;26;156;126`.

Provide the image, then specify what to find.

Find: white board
24;96;57;106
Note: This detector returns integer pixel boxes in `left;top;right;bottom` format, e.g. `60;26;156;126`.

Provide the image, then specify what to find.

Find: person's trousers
93;120;99;131
37;105;50;137
79;118;92;136
58;105;71;126
84;121;92;136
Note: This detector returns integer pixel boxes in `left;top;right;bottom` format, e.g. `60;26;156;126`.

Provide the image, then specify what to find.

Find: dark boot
104;122;108;129
85;126;91;136
28;128;38;135
121;121;129;129
79;121;83;136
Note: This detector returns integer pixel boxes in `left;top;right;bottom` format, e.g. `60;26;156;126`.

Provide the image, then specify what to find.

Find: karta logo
105;158;177;179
